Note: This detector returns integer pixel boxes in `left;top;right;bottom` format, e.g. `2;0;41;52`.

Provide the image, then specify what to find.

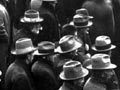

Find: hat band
25;13;38;19
95;44;111;50
38;49;54;54
74;21;88;26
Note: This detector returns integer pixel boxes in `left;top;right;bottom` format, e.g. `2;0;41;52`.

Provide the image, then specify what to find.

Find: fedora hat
70;14;93;28
11;38;37;55
92;35;116;51
76;8;93;19
21;9;43;23
60;60;89;80
33;41;55;55
87;54;117;69
55;35;83;53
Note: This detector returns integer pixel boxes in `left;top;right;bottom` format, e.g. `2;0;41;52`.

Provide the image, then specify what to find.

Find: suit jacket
5;59;35;90
83;78;106;90
31;56;59;90
59;82;83;90
39;7;60;42
84;69;119;90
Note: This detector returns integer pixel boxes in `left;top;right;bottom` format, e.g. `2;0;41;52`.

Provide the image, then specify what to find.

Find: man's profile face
30;23;42;34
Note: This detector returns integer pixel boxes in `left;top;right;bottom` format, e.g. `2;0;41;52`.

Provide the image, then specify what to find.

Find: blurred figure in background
82;0;115;45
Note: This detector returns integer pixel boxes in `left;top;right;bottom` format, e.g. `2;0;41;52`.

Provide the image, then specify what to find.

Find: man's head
21;9;43;34
11;38;37;63
60;60;89;86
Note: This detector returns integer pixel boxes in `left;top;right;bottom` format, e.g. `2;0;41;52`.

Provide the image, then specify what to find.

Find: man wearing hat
30;0;60;42
51;35;88;77
70;11;93;54
83;35;116;67
31;41;59;90
83;54;119;90
14;9;44;47
82;0;115;45
59;60;89;90
5;38;37;90
91;35;116;55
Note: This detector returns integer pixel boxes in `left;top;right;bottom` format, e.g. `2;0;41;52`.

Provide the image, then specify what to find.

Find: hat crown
59;35;82;52
95;36;111;46
91;54;114;69
25;9;39;19
21;9;43;23
16;38;33;49
38;41;55;54
13;38;36;55
63;60;88;79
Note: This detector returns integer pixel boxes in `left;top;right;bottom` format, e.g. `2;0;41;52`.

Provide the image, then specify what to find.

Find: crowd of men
0;0;120;90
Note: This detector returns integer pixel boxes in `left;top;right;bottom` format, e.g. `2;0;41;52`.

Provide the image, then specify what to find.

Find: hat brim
86;64;117;70
54;41;82;53
69;21;93;28
20;17;43;23
33;50;50;56
11;47;37;55
92;45;116;52
59;68;88;80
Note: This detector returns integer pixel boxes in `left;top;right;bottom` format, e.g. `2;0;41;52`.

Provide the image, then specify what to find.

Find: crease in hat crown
12;38;36;55
87;54;117;69
92;35;116;51
55;35;83;53
60;60;89;80
21;9;43;23
33;41;55;55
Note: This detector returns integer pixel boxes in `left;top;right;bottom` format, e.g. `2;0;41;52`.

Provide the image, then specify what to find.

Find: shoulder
84;78;106;90
6;63;27;80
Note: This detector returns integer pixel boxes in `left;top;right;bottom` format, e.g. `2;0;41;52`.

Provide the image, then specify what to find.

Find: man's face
30;23;42;34
27;51;35;63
